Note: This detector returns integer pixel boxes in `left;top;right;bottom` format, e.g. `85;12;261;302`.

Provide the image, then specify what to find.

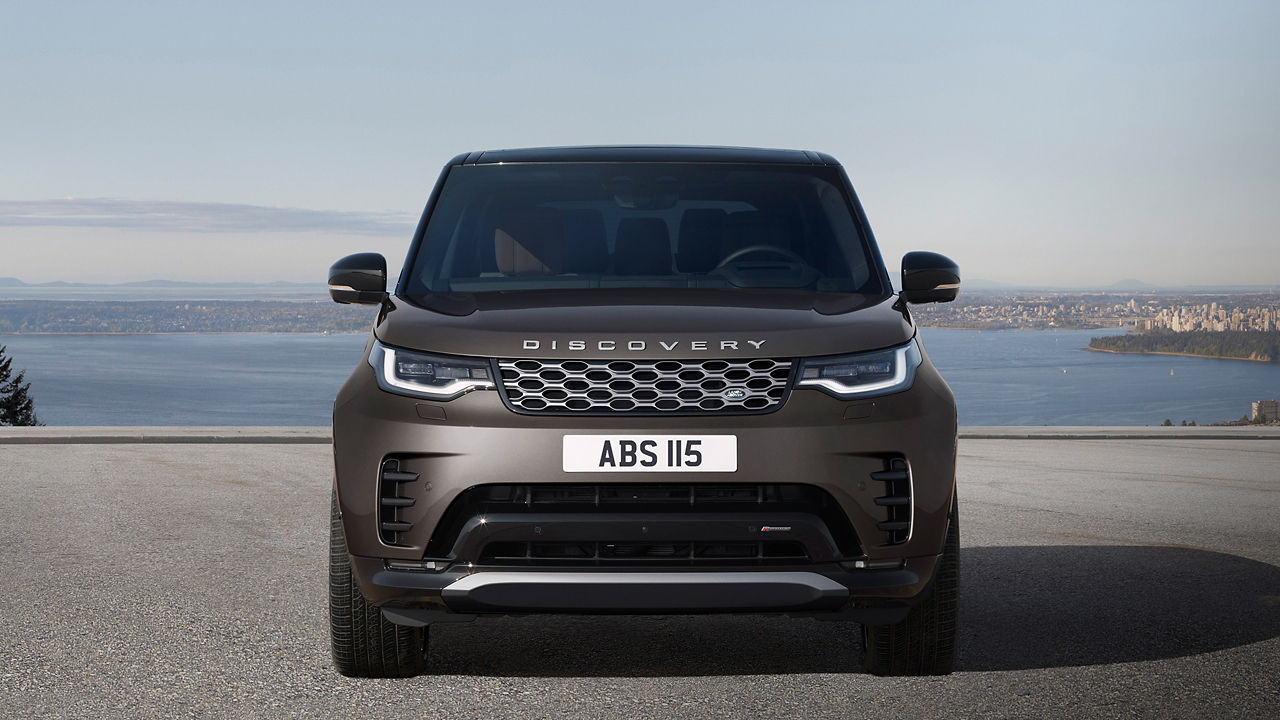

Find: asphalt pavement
1;435;1277;719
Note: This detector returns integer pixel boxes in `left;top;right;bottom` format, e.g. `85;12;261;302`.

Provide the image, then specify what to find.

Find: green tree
0;345;40;426
1161;418;1173;426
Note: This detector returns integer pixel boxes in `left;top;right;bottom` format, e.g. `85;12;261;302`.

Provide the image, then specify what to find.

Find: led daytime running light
797;340;921;398
369;342;495;400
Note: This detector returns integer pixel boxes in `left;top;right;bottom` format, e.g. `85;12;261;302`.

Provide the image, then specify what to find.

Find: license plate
562;435;737;473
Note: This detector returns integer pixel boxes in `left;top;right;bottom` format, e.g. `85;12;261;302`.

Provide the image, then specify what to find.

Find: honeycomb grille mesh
497;358;794;414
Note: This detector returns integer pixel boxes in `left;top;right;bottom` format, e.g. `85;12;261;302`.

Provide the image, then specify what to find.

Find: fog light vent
379;458;418;545
870;457;912;545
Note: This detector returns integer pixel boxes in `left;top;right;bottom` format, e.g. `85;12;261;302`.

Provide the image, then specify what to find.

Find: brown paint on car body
375;290;913;359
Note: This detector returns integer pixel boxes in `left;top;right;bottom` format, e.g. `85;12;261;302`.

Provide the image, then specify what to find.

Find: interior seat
559;209;609;274
493;208;565;275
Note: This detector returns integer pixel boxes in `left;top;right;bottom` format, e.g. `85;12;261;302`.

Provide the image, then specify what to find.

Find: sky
1;1;1277;288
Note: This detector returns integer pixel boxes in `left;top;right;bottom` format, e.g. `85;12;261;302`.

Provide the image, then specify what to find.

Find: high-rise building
1252;400;1279;423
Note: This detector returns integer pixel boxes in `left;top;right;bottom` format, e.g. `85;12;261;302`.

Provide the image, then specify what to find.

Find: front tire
329;489;427;678
861;495;959;676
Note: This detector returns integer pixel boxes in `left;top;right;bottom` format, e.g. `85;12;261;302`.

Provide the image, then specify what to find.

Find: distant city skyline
2;2;1278;287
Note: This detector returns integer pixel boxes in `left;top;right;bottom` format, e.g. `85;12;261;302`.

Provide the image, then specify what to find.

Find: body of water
919;327;1278;425
0;333;368;426
1;329;1276;426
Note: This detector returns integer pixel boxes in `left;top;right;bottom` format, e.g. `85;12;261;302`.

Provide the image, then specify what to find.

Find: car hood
375;289;914;359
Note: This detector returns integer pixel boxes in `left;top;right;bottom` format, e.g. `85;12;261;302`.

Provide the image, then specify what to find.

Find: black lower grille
481;540;808;565
426;483;860;561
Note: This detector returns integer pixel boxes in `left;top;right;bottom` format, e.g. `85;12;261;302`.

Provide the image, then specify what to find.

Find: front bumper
333;344;956;618
353;554;939;625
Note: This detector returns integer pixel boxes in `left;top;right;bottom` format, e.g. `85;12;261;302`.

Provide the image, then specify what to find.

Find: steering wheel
714;244;808;269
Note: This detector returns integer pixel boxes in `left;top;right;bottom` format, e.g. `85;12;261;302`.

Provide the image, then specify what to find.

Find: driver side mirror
900;251;959;304
328;253;388;305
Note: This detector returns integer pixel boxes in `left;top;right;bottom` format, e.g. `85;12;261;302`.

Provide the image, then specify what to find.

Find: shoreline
917;324;1122;331
1084;346;1275;364
0;331;367;337
6;326;1120;336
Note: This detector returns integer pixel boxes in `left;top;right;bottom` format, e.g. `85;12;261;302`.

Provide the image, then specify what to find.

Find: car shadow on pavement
958;544;1280;671
425;545;1280;677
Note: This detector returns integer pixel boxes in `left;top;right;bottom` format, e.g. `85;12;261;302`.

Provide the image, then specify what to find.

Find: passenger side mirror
328;253;388;305
900;252;959;304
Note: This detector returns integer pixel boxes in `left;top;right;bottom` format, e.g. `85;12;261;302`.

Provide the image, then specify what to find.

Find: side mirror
900;251;959;304
328;253;388;305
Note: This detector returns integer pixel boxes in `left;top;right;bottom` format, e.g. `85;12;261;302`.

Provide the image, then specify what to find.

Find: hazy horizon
2;2;1277;287
4;273;1277;294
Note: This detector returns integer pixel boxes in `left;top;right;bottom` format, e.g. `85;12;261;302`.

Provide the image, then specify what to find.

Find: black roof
450;145;839;166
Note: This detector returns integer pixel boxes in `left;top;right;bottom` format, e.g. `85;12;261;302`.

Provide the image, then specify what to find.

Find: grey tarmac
1;432;1277;719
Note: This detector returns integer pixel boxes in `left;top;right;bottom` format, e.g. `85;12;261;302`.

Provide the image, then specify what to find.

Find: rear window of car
403;163;885;295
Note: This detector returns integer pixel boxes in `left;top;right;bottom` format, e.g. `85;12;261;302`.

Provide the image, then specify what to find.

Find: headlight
368;341;494;400
797;339;922;398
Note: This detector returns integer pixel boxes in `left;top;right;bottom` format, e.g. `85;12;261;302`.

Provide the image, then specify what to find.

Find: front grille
497;358;794;415
425;483;861;561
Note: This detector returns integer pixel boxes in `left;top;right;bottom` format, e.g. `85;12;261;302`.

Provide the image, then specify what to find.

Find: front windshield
403;162;885;295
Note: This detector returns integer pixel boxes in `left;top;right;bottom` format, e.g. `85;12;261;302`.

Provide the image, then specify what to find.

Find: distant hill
1;277;319;289
1108;278;1156;290
120;280;215;288
0;277;88;287
0;299;374;333
1089;330;1280;363
116;279;318;288
960;278;1016;290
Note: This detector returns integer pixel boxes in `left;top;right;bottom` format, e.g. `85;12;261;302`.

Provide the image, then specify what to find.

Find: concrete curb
958;426;1280;440
0;427;330;444
2;426;1279;444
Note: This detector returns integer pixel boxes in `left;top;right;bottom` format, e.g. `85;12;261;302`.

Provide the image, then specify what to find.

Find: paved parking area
1;436;1277;718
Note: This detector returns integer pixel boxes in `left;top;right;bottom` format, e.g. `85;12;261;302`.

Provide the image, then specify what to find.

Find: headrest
493;208;564;275
613;218;672;275
676;208;727;272
560;209;608;274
